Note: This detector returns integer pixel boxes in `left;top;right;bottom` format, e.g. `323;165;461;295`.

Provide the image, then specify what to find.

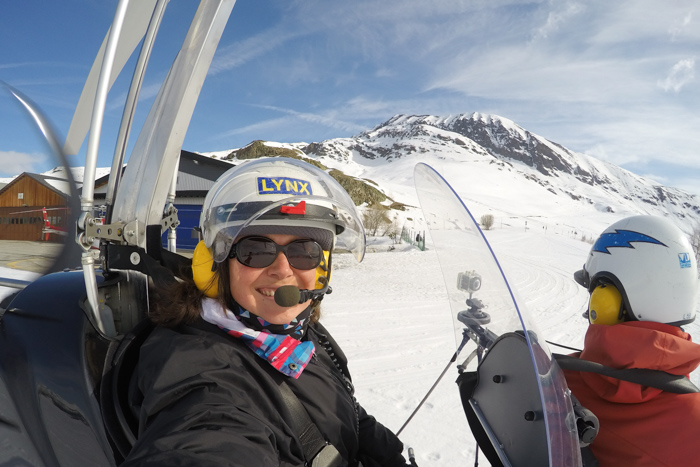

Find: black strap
554;353;700;394
105;243;191;288
277;381;343;467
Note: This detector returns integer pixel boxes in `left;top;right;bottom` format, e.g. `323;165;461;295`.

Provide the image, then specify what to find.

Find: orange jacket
563;321;700;467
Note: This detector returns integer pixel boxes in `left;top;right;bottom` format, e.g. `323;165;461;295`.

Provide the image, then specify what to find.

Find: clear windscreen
414;162;582;466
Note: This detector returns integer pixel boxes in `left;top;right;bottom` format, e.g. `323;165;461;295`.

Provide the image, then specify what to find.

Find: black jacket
122;319;405;466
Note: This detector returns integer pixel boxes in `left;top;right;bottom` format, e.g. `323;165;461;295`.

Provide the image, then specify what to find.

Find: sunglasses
229;236;324;270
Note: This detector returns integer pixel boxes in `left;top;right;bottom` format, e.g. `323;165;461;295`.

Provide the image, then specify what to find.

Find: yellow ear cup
588;284;625;325
192;241;218;298
314;250;331;290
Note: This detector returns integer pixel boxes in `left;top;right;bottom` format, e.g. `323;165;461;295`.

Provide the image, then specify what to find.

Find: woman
122;157;407;466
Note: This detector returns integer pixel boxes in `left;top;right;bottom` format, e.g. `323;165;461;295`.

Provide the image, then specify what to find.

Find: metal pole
80;0;132;337
82;0;131;214
105;0;168;221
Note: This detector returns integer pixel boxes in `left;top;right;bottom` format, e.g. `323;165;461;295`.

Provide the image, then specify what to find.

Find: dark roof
179;150;233;181
91;150;234;200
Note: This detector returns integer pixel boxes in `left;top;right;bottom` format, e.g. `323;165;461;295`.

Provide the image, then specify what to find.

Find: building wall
0;206;67;241
0;176;66;208
0;175;68;241
0;206;43;241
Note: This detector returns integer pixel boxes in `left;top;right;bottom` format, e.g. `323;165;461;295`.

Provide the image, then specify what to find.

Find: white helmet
200;157;365;263
575;215;699;326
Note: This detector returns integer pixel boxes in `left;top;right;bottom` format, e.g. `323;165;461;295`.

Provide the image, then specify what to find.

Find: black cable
545;340;581;353
396;350;458;437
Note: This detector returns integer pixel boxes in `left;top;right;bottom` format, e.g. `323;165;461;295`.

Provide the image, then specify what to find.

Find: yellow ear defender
588;283;625;325
314;250;331;291
192;240;218;298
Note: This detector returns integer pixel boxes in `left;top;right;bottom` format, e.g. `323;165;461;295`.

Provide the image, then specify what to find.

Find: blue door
161;204;202;251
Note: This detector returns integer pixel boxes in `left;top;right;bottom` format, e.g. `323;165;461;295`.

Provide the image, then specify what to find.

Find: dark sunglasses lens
236;237;277;268
286;240;323;270
234;237;323;269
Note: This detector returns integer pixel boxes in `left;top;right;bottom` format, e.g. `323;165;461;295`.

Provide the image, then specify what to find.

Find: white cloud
532;1;584;41
253;105;367;133
573;109;700;174
209;30;304;75
216;117;291;139
0;62;37;70
0;151;46;177
674;177;700;197
0;61;71;71
657;58;695;92
430;47;654;105
670;12;693;41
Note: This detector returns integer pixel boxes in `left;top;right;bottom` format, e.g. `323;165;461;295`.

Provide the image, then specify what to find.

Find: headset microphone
274;282;331;307
274;286;302;307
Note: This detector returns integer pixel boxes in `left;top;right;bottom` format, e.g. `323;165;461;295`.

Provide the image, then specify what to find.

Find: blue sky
1;0;699;195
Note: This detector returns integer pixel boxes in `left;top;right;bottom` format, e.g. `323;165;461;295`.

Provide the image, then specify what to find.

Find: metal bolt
130;252;141;265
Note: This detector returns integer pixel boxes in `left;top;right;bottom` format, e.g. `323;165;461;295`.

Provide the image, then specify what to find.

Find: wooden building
0;150;232;247
0;173;71;241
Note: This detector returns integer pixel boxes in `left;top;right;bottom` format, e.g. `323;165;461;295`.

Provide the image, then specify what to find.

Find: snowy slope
325;230;700;465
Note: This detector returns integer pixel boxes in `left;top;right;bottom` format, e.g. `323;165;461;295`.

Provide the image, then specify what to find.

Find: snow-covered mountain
276;112;699;239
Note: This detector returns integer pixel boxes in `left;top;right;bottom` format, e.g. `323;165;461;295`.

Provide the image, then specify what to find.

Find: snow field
325;228;700;465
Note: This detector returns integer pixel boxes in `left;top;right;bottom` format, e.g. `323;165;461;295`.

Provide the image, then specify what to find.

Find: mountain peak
302;112;699;224
333;112;572;177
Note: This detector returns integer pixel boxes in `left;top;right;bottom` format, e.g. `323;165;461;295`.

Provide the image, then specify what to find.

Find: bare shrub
363;206;388;236
384;214;402;244
581;233;594;244
480;214;495;230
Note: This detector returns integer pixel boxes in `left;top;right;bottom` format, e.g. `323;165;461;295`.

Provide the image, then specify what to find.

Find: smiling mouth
258;289;275;298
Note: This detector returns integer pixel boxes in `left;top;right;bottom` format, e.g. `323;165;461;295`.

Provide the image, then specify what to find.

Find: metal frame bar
110;0;236;252
106;0;169;220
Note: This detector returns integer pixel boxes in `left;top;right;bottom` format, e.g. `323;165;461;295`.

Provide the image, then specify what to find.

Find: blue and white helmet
575;215;699;326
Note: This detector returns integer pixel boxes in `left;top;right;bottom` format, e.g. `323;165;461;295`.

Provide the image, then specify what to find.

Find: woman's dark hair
149;260;322;327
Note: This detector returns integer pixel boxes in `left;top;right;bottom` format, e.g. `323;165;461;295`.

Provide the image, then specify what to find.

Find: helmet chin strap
303;276;331;302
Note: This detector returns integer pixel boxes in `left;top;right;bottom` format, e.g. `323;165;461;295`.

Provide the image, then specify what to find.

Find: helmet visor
201;158;366;263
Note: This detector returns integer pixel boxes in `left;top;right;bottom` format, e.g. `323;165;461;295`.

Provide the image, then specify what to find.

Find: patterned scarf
224;295;313;340
200;298;315;379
